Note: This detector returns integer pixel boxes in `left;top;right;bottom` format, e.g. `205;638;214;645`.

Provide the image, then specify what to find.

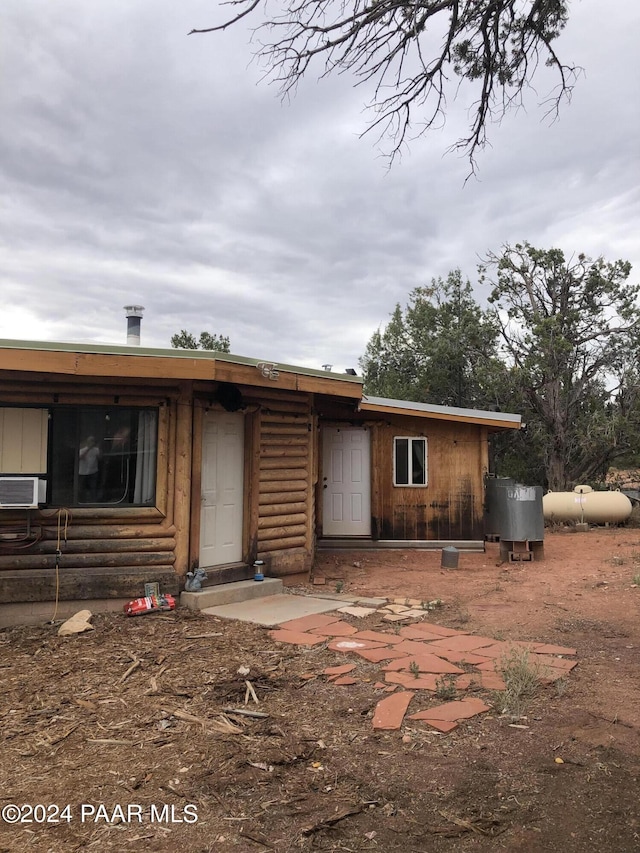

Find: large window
49;407;158;507
394;437;428;487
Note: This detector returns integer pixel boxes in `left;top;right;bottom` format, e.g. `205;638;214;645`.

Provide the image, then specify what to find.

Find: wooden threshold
199;562;253;586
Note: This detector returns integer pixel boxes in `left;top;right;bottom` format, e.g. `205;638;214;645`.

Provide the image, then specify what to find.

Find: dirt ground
2;528;640;853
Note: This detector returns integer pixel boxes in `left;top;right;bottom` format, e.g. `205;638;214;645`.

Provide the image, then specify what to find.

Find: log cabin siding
254;400;315;573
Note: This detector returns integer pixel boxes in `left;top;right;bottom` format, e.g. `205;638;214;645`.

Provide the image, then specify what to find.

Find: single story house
0;340;521;606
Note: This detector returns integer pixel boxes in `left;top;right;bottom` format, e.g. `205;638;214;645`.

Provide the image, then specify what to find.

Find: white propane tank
543;485;632;524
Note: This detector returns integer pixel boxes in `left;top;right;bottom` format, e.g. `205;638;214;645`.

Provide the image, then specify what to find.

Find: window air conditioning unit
0;476;41;509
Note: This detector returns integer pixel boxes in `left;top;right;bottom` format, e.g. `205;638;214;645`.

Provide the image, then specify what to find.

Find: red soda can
124;594;176;616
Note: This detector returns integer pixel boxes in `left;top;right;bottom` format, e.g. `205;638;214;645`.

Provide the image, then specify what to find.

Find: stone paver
266;599;579;736
355;598;389;608
308;622;359;637
354;646;410;663
337;606;378;618
353;630;406;645
372;691;415;730
399;625;453;642
412;624;468;637
432;648;493;665
381;654;464;675
408;698;491;722
530;654;578;672
456;672;506;690
385;672;439;690
323;663;357;676
393;639;438;656
475;659;499;671
268;629;327;646
278;613;342;633
427;635;498;652
532;643;577;656
327;638;386;653
478;641;539;659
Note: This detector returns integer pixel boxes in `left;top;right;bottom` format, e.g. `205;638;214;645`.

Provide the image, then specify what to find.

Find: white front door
322;427;371;536
199;411;244;567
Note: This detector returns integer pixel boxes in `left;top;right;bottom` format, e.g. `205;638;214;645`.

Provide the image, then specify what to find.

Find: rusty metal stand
499;539;545;562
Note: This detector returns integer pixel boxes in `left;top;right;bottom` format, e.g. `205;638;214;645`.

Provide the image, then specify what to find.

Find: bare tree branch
190;0;578;166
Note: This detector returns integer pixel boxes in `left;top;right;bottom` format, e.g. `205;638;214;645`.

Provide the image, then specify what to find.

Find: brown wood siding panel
257;514;307;529
0;552;175;569
258;491;308;505
256;405;313;562
259;479;310;493
307;412;318;557
0;350;217;381
0;538;176;554
261;447;307;458
259;457;307;470
0;567;179;603
373;416;484;541
259;468;308;481
38;524;177;539
245;410;261;564
172;383;193;575
259;502;307;516
258;535;307;552
188;403;204;572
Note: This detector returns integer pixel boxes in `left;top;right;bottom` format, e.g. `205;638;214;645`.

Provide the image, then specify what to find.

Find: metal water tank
495;484;544;542
484;476;516;538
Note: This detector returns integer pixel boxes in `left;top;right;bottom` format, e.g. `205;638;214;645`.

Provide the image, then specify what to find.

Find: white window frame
393;436;428;487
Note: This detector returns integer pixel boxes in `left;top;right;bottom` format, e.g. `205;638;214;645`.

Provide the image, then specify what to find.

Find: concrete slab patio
201;593;342;626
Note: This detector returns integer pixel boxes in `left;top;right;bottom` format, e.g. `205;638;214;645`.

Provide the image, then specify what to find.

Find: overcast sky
1;1;638;373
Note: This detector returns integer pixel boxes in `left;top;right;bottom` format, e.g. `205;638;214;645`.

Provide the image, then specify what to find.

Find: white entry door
322;427;371;536
199;411;244;567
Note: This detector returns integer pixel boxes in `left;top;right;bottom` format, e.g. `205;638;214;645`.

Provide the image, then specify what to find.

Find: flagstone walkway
268;607;577;733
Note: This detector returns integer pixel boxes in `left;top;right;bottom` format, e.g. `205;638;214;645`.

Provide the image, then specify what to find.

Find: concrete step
180;577;283;611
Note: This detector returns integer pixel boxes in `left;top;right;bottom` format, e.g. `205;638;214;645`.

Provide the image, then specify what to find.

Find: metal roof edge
0;339;363;385
359;395;522;428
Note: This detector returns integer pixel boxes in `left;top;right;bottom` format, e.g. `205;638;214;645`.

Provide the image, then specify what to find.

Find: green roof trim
0;339;363;385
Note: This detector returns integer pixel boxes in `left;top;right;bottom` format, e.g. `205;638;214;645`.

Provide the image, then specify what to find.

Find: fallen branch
239;829;276;848
245;680;259;705
301;803;367;836
120;659;141;683
435;810;505;837
167;708;243;734
224;708;269;719
87;738;135;745
48;724;80;745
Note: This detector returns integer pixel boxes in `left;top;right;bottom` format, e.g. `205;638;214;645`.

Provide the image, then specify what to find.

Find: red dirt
2;528;640;852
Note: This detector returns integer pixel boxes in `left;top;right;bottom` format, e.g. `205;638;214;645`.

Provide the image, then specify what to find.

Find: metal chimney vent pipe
124;305;144;346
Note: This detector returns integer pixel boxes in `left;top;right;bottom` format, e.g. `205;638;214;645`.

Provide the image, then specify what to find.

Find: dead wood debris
301;802;374;836
426;810;506;837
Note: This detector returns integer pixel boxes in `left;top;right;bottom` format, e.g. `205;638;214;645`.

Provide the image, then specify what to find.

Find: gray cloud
0;0;638;372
